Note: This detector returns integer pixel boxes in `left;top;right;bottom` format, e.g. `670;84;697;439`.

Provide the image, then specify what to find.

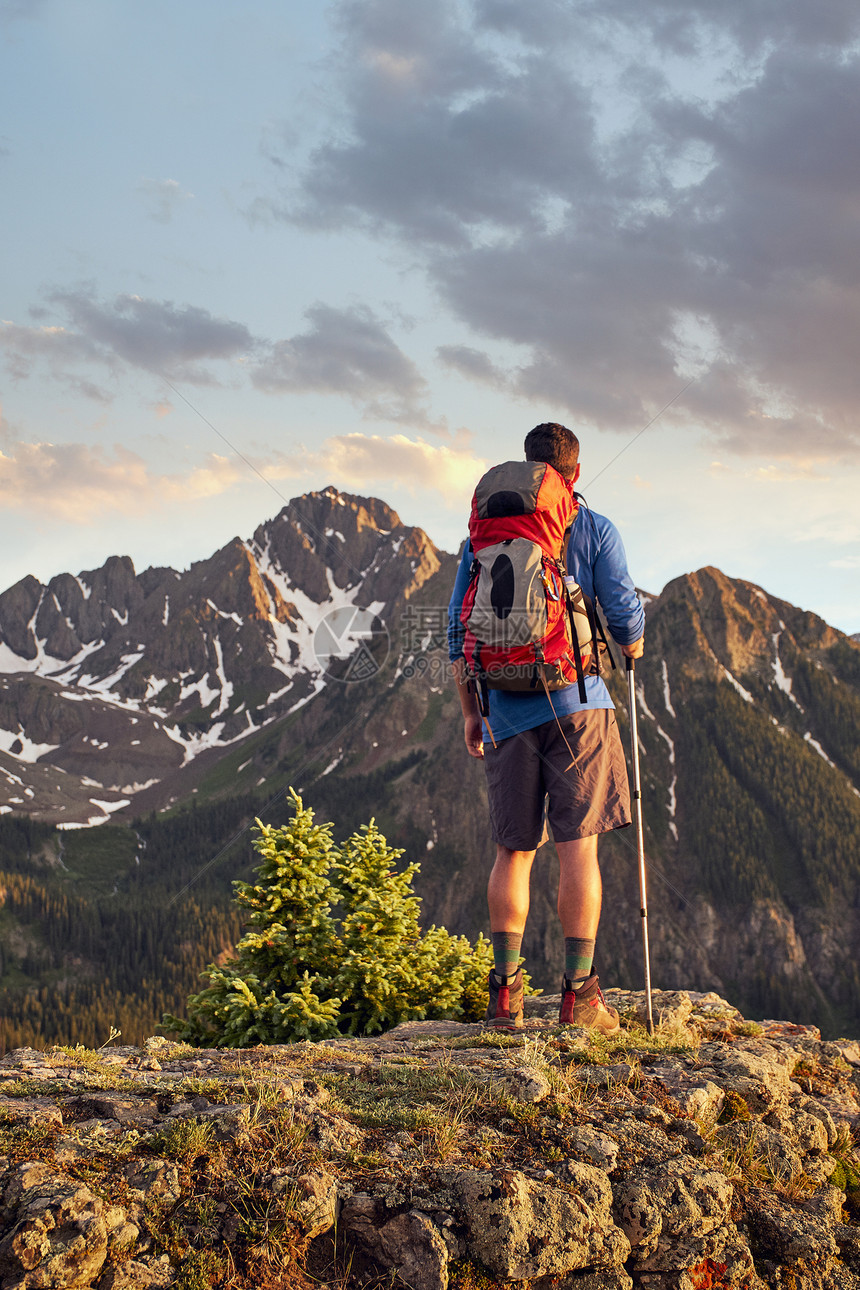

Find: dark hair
523;423;580;479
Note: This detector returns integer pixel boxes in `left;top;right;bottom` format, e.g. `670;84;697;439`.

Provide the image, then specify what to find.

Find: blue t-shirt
448;503;645;742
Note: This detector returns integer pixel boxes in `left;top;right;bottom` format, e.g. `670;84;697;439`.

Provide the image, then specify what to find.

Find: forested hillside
0;804;254;1048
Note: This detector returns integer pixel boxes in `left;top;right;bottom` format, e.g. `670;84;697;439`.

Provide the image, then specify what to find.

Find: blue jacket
447;502;645;741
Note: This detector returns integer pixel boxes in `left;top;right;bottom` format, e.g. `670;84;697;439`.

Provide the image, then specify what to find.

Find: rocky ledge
1;990;860;1289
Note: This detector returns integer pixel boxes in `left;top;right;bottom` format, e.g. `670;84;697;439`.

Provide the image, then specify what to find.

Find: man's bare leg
556;835;601;940
487;845;536;934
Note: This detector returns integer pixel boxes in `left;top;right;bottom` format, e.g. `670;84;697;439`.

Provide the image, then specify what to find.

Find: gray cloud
254;302;443;430
436;344;509;387
283;0;860;461
54;292;254;380
0;0;48;23
2;290;443;425
475;0;860;55
0;319;109;398
0;320;101;380
1;291;255;386
287;0;599;246
581;0;860;54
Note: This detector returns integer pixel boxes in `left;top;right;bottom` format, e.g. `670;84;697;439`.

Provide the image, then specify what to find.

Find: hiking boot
483;968;524;1030
558;973;620;1035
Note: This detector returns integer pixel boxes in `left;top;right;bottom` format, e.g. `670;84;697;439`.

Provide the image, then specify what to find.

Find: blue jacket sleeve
568;510;645;646
447;542;472;661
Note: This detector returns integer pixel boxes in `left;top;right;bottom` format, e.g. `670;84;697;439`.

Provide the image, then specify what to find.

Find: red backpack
460;461;598;707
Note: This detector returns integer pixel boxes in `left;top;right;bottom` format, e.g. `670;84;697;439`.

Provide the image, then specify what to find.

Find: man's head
524;423;580;482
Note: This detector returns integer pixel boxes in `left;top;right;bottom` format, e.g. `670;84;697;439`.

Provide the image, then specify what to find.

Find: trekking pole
626;656;655;1035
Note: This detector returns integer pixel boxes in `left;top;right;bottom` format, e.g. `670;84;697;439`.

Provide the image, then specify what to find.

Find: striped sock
564;937;595;989
492;931;523;980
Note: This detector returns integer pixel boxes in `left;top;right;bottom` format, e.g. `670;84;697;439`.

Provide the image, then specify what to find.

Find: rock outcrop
1;992;860;1288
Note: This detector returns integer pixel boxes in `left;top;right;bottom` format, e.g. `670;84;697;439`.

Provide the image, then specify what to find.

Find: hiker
448;423;645;1033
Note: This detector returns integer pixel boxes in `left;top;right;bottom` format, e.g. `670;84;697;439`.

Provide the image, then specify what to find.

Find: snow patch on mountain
179;667;220;709
79;653;145;696
772;632;804;711
206;599;243;626
0;641;65;675
249;538;385;686
722;667;754;703
0;728;60;763
804;733;836;769
90;797;131;814
211;637;233;717
57;816;112;830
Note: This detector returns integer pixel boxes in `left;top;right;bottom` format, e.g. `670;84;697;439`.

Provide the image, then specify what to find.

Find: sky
1;0;859;632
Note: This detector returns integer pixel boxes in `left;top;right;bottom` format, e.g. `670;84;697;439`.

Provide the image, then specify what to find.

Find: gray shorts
483;709;631;850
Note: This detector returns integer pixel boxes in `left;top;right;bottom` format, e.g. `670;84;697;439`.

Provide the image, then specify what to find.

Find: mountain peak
300;485;404;533
0;488;452;822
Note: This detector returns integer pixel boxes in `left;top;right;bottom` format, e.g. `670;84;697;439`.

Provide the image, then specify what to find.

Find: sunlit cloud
0;424;486;523
0;440;244;523
754;463;830;484
270;430;486;503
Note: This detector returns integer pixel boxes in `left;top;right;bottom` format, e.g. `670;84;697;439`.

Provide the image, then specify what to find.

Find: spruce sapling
164;790;497;1046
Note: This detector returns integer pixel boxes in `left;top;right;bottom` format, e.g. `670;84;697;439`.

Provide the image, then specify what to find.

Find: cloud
0;0;48;23
577;0;860;54
1;291;255;387
287;3;599;247
475;0;859;60
436;344;508;387
2;293;442;427
136;178;193;223
268;429;486;502
0;440;244;523
254;302;443;429
0;321;103;383
53;291;254;380
753;462;829;484
281;0;860;463
0;412;482;521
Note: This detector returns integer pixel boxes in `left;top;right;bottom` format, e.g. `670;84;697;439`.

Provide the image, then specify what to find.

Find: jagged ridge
0;487;442;823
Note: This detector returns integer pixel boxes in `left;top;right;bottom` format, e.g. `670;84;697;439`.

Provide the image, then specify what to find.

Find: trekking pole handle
625;654;635;674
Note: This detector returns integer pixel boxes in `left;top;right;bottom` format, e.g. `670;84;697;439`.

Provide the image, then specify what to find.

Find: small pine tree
164;791;494;1047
